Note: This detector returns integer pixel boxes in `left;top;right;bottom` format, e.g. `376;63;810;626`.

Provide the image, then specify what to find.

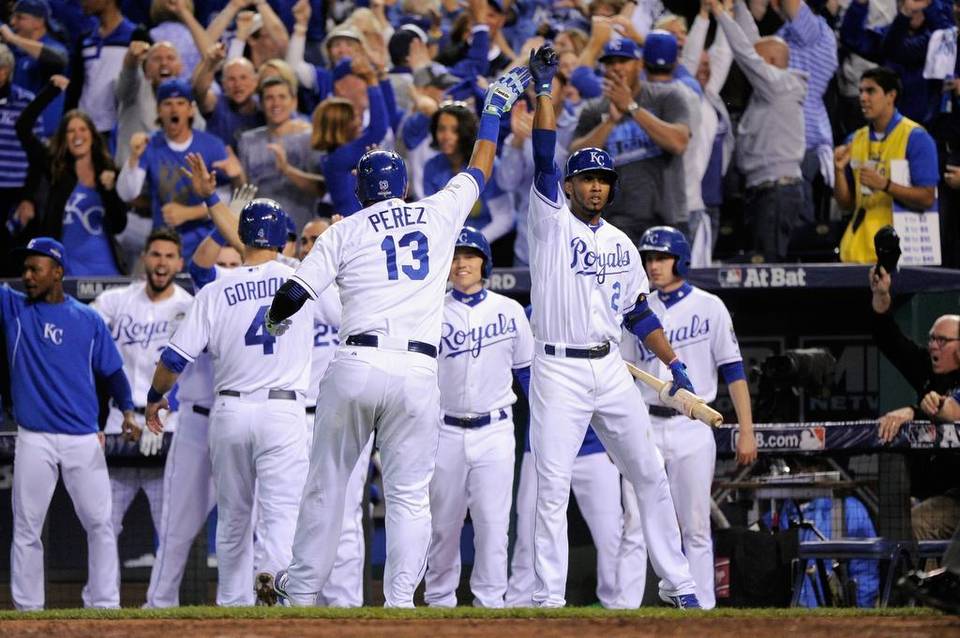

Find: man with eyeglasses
872;265;960;542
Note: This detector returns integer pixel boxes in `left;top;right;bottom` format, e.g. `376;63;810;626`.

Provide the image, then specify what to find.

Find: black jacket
16;82;128;273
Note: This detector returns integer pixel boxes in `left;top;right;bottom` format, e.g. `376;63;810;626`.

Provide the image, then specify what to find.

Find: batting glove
483;65;532;118
668;359;695;396
139;429;163;457
264;311;291;337
529;45;559;97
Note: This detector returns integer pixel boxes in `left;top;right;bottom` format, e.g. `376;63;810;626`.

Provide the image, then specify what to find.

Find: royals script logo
440;313;518;358
569;238;631;284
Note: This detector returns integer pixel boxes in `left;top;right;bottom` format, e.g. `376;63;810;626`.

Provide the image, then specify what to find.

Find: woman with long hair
15;76;127;275
311;55;388;215
422;102;513;243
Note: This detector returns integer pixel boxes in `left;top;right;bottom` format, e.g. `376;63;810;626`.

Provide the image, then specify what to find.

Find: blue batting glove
668;359;695;396
529;44;559;97
482;65;532;117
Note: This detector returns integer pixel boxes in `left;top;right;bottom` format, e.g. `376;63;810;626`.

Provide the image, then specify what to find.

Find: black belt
192;405;210;416
444;409;508;428
345;334;438;359
305;405;317;414
649;405;678;418
218;389;298;400
132;406;146;415
543;342;610;359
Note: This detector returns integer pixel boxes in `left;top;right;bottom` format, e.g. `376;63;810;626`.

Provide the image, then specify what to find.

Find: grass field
0;606;956;638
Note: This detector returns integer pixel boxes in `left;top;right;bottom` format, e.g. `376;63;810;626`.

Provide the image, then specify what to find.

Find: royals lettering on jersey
366;205;427;233
527;176;647;346
291;172;481;346
569;237;632;283
92;283;194;427
168;261;312;394
622;283;742;405
438;290;534;416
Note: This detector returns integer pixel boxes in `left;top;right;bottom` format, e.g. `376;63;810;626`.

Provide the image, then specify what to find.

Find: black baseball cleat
255;571;278;606
900;568;960;614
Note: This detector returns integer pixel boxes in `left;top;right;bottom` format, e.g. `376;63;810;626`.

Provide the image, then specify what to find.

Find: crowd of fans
1;0;959;277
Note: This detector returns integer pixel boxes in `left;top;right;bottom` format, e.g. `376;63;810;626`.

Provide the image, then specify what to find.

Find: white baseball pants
529;350;696;607
425;417;515;608
11;427;119;610
209;392;308;606
145;403;216;608
506;450;623;607
284;346;441;608
615;415;718;608
109;466;164;541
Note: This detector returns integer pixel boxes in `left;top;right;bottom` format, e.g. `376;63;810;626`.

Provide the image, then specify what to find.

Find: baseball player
144;223;247;608
3;238;135;610
424;227;534;608
91;227;193;555
616;227;757;609
264;64;532;607
145;198;312;607
506;424;623;608
524;45;700;608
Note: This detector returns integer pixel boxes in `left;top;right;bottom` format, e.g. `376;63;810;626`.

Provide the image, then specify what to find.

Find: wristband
209;227;228;246
478;112;500;143
147;387;164;404
204;192;221;208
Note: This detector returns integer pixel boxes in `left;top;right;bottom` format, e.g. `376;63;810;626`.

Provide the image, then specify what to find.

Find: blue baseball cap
15;237;66;268
643;30;678;70
156;78;193;104
599;38;642;63
13;0;50;19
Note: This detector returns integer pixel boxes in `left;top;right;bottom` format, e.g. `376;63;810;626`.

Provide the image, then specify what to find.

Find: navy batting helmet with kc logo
355;150;408;206
639;225;692;277
455;226;493;278
238;198;288;249
564;147;619;205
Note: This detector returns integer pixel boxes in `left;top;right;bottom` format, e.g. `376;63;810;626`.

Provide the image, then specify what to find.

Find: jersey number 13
381;231;429;281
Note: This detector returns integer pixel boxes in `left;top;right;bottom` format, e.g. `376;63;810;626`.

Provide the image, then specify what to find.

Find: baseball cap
389;24;428;67
599;38;642;63
156;78;193;103
643;30;678;70
324;26;363;54
14;237;66;268
13;0;50;19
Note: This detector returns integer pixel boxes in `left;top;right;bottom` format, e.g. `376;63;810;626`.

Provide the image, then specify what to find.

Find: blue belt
346;334;438;359
219;389;297;400
443;409;508;428
649;405;678;418
543;342;610;359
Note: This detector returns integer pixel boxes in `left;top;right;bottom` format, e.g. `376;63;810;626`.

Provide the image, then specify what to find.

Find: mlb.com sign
732;426;826;451
719;267;807;288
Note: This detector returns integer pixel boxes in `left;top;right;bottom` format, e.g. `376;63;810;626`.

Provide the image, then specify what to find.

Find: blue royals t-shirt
0;287;124;434
62;182;120;276
139;130;228;260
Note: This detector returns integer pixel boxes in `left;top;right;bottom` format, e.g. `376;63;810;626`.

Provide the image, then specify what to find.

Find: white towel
924;27;957;80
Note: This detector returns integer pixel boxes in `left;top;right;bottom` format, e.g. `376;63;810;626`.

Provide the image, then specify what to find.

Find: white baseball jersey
168;260;312;394
621;283;742;404
92;282;194;432
438;290;534;416
306;285;342;406
528;175;648;346
291;172;481;345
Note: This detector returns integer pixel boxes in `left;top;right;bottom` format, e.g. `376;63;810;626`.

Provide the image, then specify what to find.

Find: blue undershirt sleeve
105;368;135;412
719;360;747;384
513;365;531;398
160;347;190;373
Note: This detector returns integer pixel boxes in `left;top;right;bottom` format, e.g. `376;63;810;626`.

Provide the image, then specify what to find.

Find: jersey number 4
245;305;276;355
381;231;429;281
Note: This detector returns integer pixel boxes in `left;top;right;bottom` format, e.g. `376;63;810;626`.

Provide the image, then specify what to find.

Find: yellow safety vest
839;115;922;263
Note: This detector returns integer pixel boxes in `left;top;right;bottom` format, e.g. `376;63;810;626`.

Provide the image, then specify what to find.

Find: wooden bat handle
624;361;724;427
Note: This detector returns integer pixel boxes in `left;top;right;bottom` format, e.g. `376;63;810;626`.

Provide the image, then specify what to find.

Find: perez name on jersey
367;204;427;233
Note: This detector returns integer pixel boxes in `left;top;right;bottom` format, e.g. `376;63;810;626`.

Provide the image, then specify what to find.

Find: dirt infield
1;616;958;638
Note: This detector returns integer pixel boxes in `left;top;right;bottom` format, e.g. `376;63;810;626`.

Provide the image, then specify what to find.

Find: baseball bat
624;361;724;427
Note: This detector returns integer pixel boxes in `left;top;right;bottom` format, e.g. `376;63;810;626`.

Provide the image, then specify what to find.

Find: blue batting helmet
239;198;288;249
564;147;618;205
355;150;408;206
455;226;493;278
638;225;691;277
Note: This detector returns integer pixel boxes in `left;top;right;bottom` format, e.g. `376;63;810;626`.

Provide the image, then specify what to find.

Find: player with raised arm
524;45;700;609
615;226;757;609
144;196;313;607
262;63;532;608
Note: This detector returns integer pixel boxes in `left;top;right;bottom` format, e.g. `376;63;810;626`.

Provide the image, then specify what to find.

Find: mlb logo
379;179;389;193
719;268;743;288
258;228;265;238
799;427;826;450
